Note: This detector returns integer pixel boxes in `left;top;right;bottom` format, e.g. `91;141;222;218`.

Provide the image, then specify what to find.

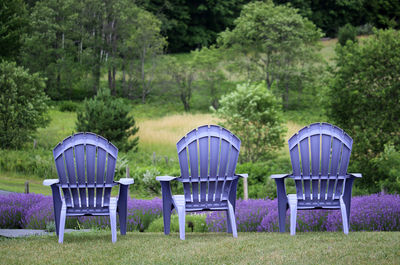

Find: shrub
147;214;208;233
0;61;49;149
235;158;293;199
327;29;400;192
205;194;400;233
58;100;78;112
373;144;400;194
141;168;161;195
0;193;45;228
2;193;400;232
215;82;286;162
338;23;358;46
126;198;162;232
76;88;139;152
357;23;374;35
207;199;272;232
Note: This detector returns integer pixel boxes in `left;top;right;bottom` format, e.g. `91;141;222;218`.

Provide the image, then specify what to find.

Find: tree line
1;0;399;194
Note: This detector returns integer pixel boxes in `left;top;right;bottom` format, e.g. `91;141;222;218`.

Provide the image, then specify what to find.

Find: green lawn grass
0;172;51;195
0;231;398;264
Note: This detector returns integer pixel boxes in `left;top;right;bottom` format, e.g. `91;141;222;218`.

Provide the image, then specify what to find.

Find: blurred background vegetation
0;0;399;198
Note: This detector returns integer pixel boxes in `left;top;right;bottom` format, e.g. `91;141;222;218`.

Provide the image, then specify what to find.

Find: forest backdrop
1;0;400;198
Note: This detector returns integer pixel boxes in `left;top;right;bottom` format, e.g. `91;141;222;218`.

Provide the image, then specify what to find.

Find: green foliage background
328;29;400;193
0;61;49;149
76;88;139;152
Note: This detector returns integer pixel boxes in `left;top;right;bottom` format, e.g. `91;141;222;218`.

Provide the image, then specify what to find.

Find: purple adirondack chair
271;123;362;235
43;132;134;243
157;125;248;240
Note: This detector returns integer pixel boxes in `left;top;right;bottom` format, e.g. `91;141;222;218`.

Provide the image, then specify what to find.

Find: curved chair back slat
288;123;353;202
177;125;240;205
53;132;118;209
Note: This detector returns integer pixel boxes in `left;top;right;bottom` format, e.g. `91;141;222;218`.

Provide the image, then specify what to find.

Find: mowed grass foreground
1;232;399;264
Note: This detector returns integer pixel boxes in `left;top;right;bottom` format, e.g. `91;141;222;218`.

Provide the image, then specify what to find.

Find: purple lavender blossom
206;194;400;233
1;193;399;232
0;193;46;228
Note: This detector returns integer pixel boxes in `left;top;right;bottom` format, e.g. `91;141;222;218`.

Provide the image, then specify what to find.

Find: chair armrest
349;173;362;178
115;178;134;185
270;174;290;179
43;179;59;186
156;176;177;182
235;173;248;178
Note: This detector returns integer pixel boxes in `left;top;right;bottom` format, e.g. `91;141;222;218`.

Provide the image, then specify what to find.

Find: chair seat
172;195;229;212
287;194;341;209
65;197;118;216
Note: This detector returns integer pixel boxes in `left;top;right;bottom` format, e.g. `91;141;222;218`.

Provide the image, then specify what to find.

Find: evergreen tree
76;88;139;152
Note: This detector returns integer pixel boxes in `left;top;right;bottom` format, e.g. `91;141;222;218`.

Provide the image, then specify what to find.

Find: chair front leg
227;178;239;233
274;178;288;233
117;184;129;235
342;177;355;229
50;185;62;236
160;181;174;235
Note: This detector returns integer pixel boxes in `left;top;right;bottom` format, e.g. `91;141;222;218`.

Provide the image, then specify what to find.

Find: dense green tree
363;0;400;29
139;0;250;52
21;0;166;100
0;61;49;149
275;0;400;37
338;23;358;46
163;56;196;112
0;0;28;60
125;8;167;103
192;46;226;109
219;1;322;109
76;88;139;152
327;29;400;192
215;82;286;162
21;0;89;100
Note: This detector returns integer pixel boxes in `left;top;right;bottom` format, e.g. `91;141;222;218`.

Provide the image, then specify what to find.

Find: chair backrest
176;125;241;205
53;132;118;209
288;123;353;201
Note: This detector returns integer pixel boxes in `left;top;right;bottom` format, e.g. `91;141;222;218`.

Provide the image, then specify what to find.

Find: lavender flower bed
206;194;400;232
0;194;162;231
1;193;399;232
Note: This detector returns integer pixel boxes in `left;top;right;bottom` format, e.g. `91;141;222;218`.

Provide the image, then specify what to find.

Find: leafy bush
357;23;374;35
1;194;162;231
215;82;286;162
373;144;400;194
2;193;400;233
338;23;358;46
235;158;293;199
58;100;78;112
327;29;400;192
76;88;139;152
142;168;161;195
207;199;272;232
0;60;49;149
147;214;208;233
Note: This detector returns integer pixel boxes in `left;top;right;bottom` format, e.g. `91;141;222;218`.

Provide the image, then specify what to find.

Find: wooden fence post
25;181;29;194
243;178;248;200
126;166;130;197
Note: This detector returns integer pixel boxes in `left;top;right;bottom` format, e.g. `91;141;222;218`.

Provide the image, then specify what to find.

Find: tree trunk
108;68;112;91
112;66;116;95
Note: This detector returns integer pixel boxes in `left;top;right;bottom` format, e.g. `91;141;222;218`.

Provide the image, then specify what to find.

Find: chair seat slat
178;176;236;183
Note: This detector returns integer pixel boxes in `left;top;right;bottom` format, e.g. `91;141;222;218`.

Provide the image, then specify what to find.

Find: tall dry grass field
135;113;304;157
135;113;220;156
